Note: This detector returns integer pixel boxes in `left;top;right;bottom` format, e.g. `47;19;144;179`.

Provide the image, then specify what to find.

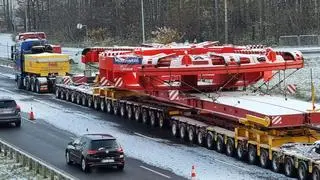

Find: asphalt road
0;67;186;180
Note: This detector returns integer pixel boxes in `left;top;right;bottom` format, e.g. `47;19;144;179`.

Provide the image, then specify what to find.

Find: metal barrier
279;35;320;46
0;138;77;180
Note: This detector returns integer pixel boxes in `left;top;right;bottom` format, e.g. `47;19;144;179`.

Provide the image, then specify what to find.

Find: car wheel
15;120;21;128
81;158;89;172
117;164;124;171
65;151;72;165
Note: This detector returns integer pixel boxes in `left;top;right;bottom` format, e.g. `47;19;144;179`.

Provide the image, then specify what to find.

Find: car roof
0;97;15;101
83;134;116;140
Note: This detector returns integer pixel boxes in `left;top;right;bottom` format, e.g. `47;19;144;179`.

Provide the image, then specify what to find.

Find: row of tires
54;87;319;180
16;76;42;93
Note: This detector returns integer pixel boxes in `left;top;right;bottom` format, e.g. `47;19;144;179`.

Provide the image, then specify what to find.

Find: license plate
101;159;114;163
0;109;13;113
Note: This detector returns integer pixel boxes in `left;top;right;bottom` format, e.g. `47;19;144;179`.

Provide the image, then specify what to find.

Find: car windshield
0;100;16;108
91;139;119;150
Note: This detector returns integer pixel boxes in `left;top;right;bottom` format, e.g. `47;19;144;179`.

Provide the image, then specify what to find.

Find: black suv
0;97;21;127
65;134;125;172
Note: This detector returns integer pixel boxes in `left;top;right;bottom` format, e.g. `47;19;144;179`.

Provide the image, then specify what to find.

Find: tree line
2;0;320;45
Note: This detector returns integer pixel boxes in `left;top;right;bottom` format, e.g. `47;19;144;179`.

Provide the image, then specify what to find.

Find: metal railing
0;138;77;180
279;35;320;46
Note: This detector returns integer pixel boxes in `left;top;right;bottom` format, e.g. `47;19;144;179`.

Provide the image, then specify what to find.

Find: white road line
134;132;157;141
22;117;36;124
140;165;171;179
214;158;249;172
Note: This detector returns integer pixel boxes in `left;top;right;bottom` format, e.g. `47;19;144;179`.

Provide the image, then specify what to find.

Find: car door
69;137;81;163
74;137;87;164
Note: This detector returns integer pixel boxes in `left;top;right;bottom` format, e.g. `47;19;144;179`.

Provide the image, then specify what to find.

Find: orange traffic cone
191;165;196;180
29;107;35;120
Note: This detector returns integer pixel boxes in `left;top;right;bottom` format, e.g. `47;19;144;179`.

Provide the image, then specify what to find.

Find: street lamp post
141;0;145;43
76;23;88;44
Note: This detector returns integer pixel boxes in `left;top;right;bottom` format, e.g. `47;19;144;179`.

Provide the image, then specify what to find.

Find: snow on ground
0;33;14;59
0;88;290;180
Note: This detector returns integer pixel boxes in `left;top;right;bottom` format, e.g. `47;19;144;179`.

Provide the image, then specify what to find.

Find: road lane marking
213;158;249;172
134;132;158;141
140;165;171;179
22;117;36;124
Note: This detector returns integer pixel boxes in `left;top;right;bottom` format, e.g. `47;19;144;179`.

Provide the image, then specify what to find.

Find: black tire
188;126;196;143
55;88;60;99
94;97;100;110
113;101;118;115
206;132;214;150
248;145;257;164
127;105;133;120
81;157;89;173
216;134;225;153
117;164;124;171
15;120;21;128
25;77;31;91
88;97;93;108
134;107;141;122
100;98;106;111
106;100;113;113
150;110;157;127
65;151;72;165
197;131;205;146
81;96;87;106
179;124;187;140
65;91;70;101
142;108;148;124
30;78;35;92
76;94;81;104
16;76;23;89
260;149;270;169
237;141;247;160
60;91;65;100
35;80;40;93
157;112;165;128
284;157;295;177
298;161;308;180
226;138;235;157
71;92;76;103
271;152;282;173
312;166;320;180
120;103;126;117
171;121;179;137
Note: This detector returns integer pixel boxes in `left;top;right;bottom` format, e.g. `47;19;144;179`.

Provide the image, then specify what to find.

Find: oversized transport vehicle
12;34;70;93
54;43;320;179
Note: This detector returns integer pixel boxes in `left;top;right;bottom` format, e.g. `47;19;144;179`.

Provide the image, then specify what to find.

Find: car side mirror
68;141;74;145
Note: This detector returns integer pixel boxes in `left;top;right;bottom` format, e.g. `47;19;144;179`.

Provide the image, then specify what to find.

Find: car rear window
91;139;119;150
0;100;16;108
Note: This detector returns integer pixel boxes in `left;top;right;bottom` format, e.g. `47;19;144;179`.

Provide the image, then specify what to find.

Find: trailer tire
25;77;31;91
17;76;23;89
142;108;149;124
106;100;113;113
81;96;87;106
197;131;205;146
76;94;82;104
237;141;247;160
298;161;308;180
179;124;187;140
259;149;270;168
55;88;60;99
94;98;100;110
87;97;93;108
271;152;282;173
248;145;257;164
127;105;133;120
35;80;40;93
30;78;35;92
60;91;65;100
216;134;225;153
284;156;295;177
120;103;126;117
113;101;119;115
312;166;320;180
157;112;165;128
188;126;196;143
100;99;106;111
71;92;76;103
134;107;141;122
149;110;157;127
65;91;70;101
226;138;235;157
206;132;214;150
171;121;179;137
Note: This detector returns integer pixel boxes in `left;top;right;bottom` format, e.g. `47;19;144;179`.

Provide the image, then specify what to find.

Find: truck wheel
237;141;247;160
76;94;81;104
113;101;118;115
71;93;76;103
226;138;235;157
188;126;195;143
206;132;214;149
271;152;282;173
197;131;205;146
171;121;179;137
55;88;60;99
260;149;270;169
106;100;113;113
120;103;126;117
81;96;87;106
127;105;133;120
179;124;187;140
134;107;141;122
100;99;106;111
30;78;35;92
312;166;320;180
87;97;93;108
65;91;70;101
150;110;157;127
157;112;165;128
216;134;225;153
284;156;295;177
142;108;149;124
25;77;31;91
298;161;308;180
94;98;100;110
35;80;41;93
248;145;257;164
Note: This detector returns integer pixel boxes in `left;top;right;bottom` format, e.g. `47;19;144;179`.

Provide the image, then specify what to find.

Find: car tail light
16;105;21;111
117;147;124;153
87;150;97;155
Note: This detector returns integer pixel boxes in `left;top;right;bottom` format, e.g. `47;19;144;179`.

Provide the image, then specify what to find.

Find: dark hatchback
65;133;125;172
0;97;21;127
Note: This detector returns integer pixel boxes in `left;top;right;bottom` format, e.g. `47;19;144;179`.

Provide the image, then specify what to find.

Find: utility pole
141;0;145;43
215;0;219;40
25;0;28;31
224;0;228;43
